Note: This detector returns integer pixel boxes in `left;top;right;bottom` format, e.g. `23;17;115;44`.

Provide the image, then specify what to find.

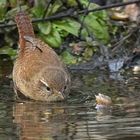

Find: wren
13;11;71;101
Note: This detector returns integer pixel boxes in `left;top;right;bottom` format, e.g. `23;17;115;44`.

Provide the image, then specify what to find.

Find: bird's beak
58;91;65;100
53;89;65;100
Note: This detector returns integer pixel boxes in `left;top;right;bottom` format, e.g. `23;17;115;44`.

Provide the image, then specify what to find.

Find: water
0;61;140;139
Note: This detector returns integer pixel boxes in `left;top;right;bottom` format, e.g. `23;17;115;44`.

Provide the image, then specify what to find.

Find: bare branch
0;0;140;28
78;0;140;14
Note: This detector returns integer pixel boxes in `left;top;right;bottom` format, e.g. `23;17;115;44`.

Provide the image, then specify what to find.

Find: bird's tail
15;11;35;49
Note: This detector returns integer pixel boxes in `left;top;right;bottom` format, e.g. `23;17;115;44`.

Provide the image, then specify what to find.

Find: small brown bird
13;11;71;101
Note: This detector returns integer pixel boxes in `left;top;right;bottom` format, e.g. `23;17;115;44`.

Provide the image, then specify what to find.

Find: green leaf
0;47;16;58
67;0;77;7
40;26;62;48
81;28;89;39
57;29;69;38
50;1;62;15
0;0;6;6
9;0;17;7
82;14;110;44
41;1;62;17
0;8;6;19
83;47;93;60
6;5;28;18
0;0;7;19
31;6;45;17
53;19;80;36
61;51;77;65
38;22;52;35
80;0;89;6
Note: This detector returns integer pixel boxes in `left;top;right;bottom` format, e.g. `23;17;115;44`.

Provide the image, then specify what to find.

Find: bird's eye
64;85;67;90
46;86;50;91
40;80;51;92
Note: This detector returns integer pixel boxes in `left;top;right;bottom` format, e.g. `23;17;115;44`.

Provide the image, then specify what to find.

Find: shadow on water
0;55;140;140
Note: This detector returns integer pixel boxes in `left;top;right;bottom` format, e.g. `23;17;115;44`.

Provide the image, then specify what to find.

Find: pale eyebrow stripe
40;79;49;87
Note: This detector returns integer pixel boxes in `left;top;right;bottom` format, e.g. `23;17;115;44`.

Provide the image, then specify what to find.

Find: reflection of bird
13;102;67;139
13;11;71;101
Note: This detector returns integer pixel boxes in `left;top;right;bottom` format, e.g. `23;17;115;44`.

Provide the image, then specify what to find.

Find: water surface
0;65;140;140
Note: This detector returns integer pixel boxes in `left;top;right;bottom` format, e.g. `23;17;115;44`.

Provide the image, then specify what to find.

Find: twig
75;0;83;10
0;0;140;28
0;8;76;28
111;28;137;54
78;0;140;14
78;1;91;38
42;0;53;18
